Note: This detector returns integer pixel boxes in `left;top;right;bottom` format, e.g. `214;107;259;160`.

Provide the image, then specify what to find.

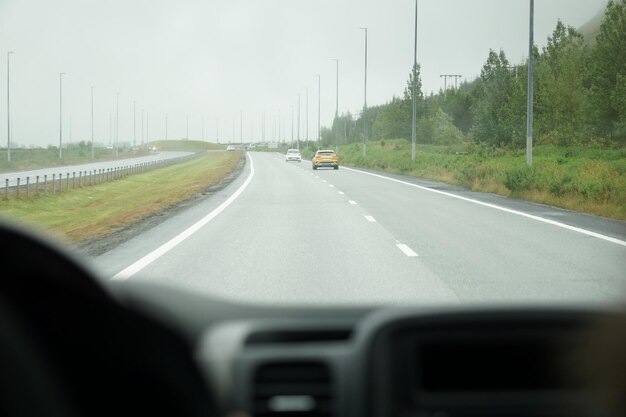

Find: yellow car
312;149;339;170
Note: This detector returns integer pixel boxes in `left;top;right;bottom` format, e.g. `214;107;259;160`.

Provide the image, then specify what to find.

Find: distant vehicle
285;148;302;162
226;145;236;151
312;149;338;170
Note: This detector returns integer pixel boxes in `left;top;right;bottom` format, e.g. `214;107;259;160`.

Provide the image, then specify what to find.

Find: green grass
149;140;225;152
0;151;243;243
336;139;626;220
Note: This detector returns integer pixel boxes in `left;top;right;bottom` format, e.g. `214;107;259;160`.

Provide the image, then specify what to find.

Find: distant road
1;151;195;187
94;152;626;306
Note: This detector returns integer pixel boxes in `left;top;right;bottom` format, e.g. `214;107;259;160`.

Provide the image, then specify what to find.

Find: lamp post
305;87;309;150
133;100;136;147
331;59;338;119
297;94;301;150
526;0;534;167
91;86;95;160
59;72;66;159
411;0;418;161
6;51;14;162
115;92;120;156
316;74;321;151
359;27;368;157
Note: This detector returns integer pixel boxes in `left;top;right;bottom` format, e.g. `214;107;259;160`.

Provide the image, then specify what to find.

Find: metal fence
2;152;201;200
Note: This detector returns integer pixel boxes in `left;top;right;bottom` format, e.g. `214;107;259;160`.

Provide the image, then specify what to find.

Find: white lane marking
342;167;626;247
322;180;327;183
338;191;345;195
349;200;357;205
315;176;320;179
112;154;256;281
396;243;418;257
364;215;376;222
329;184;335;188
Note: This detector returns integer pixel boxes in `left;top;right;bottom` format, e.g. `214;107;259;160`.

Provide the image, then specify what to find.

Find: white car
226;145;236;151
285;148;302;162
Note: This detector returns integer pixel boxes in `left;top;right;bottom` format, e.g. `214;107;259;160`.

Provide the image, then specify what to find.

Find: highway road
1;151;194;187
92;152;626;306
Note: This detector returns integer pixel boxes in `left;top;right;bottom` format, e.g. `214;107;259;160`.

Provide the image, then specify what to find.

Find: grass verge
336;140;626;220
0;151;243;243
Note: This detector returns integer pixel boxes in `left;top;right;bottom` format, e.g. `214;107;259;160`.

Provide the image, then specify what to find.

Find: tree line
322;0;626;148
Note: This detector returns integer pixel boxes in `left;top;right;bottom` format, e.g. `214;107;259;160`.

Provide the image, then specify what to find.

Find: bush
504;166;536;192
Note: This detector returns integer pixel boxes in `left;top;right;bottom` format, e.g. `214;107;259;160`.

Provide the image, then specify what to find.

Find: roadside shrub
504;167;536;192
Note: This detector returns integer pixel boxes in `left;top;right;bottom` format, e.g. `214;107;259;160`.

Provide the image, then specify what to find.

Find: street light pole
91;86;95;160
133;100;136;147
7;51;14;162
165;113;168;140
186;114;189;140
59;72;66;159
526;0;534;167
240;110;243;146
297;94;301;150
360;27;368;157
305;87;309;150
115;92;120;156
332;59;338;119
411;0;418;161
202;115;205;141
316;74;321;151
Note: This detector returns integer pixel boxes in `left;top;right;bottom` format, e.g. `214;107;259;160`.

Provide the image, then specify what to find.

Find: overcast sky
1;0;608;147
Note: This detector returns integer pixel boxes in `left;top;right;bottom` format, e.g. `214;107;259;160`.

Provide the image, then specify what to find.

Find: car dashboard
116;278;620;417
0;221;622;417
190;304;608;417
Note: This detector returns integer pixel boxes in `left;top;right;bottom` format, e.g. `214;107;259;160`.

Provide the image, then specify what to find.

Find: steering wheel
0;220;218;417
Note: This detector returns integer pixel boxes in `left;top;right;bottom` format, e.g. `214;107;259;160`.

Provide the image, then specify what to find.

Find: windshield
0;0;624;307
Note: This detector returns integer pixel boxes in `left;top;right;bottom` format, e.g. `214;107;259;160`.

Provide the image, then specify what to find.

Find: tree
535;20;589;145
587;0;626;140
471;49;525;146
372;96;411;140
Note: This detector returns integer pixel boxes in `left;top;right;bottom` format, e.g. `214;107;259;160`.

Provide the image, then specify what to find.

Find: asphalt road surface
91;152;626;306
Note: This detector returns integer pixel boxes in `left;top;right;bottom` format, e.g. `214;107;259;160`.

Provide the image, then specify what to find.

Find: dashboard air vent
252;361;334;417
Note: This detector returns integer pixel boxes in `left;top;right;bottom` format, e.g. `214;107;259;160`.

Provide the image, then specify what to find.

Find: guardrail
2;152;202;200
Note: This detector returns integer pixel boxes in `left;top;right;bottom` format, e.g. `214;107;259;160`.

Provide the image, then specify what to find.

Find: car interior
0;219;624;417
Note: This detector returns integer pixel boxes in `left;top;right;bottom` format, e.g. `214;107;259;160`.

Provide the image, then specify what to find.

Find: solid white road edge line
342;167;626;247
396;243;418;257
365;215;376;222
111;153;256;281
349;200;357;205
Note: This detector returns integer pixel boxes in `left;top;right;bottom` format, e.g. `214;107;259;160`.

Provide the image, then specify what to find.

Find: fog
0;0;607;147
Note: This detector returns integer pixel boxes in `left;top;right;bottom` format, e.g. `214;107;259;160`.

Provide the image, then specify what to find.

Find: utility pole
439;74;462;98
411;0;418;161
526;0;534;166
